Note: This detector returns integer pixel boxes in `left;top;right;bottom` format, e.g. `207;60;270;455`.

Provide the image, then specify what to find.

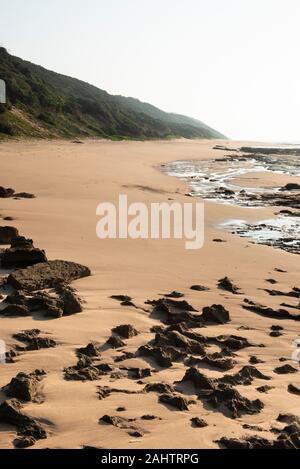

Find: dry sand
0;139;299;449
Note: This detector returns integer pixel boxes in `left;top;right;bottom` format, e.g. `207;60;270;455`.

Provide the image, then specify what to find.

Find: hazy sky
1;0;300;142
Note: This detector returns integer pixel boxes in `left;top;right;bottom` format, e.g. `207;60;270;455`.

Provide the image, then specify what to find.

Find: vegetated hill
0;47;226;140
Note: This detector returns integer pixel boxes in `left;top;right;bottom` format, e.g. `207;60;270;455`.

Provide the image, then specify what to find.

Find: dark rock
1;304;30;316
58;285;82;315
190;417;208;428
165;291;184;298
218;277;240;294
242;424;264;432
271;325;284;331
111;295;132;302
249;356;264;364
159;393;191;411
138;344;181;368
213;334;254;351
143;382;175;394
243;300;300;321
280;183;300;191
127;368;152;379
264;287;300;299
155;330;205;355
219;366;271;386
3;370;46;402
0;399;47;445
180;367;264;418
97;386;139;400
0;186;15;198
114;352;135;363
64;355;105;381
7;259;91;291
141;415;159;420
77;342;101;357
270;331;283;337
13;329;56;351
277;414;300;425
213;239;226;243
202;304;230;324
14;192;35;199
257;385;274;393
274;364;298;375
99;415;128;427
14;436;36;448
0;226;19;244
99;415;139;434
111;324;139;339
190;354;236;371
1;236;47;267
128;430;143;438
266;279;278;284
217;435;292;449
190;285;210;291
206;384;264;419
179;367;216;391
106;335;126;349
288;384;300;395
117;407;126;412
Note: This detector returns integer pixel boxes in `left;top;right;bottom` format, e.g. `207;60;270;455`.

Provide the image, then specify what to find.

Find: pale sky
1;0;300;142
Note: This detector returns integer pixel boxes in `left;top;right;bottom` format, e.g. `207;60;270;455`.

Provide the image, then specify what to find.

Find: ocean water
161;150;300;254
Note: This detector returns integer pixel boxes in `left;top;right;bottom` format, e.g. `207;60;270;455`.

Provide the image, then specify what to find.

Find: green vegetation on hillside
0;47;226;140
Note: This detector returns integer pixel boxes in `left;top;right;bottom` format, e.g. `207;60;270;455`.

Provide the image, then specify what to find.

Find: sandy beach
0;138;299;449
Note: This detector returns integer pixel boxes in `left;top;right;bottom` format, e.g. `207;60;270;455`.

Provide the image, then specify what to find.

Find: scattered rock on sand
0;226;19;244
77;342;101;357
274;364;299;375
64;355;106;381
280;183;300;191
219;366;271;386
218;432;300;449
106;335;126;349
218;277;240;294
111;324;139;339
0;304;30;317
264;287;300;298
1;236;47;267
0;399;47;447
13;329;57;351
288;384;300;395
190;417;208;428
143;383;175;394
111;295;132;302
243;299;300;321
159;393;192;411
7;259;91;291
249;356;265;364
165;291;184;298
0;186;15;198
3;370;46;402
189;354;236;371
277;414;300;425
257;385;274;393
202;304;230;324
190;285;210;291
